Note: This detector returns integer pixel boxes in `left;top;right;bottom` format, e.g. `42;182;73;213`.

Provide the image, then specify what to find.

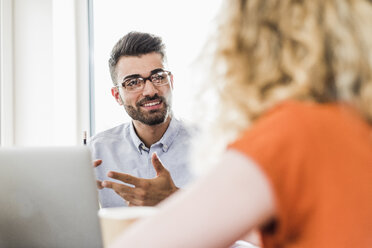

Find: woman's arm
111;149;276;248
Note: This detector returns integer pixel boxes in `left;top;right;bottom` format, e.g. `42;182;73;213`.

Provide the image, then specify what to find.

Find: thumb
151;152;166;176
93;159;102;167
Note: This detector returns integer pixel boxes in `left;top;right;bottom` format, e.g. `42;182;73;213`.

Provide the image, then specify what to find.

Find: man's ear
170;74;174;89
111;87;123;105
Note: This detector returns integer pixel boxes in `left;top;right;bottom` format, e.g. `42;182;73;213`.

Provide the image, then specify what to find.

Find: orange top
229;101;372;248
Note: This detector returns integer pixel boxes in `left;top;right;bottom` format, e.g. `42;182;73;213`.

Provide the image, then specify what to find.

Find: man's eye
125;79;140;87
152;74;164;81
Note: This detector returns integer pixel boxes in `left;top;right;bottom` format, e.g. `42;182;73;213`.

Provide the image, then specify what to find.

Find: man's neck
132;116;172;148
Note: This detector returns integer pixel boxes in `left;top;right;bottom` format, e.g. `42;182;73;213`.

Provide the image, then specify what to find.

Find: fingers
102;181;145;206
126;200;141;207
94;160;103;189
96;180;103;189
93;159;102;167
127;198;145;206
151;152;167;176
102;180;134;194
124;193;150;206
107;171;141;187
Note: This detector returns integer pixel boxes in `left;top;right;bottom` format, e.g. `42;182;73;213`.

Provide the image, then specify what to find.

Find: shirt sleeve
228;103;311;242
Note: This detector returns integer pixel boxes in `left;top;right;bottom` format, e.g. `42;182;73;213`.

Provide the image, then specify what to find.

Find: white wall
0;0;90;146
13;0;54;145
0;0;14;145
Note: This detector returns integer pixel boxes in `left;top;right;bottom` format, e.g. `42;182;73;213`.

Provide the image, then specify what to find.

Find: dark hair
108;31;167;85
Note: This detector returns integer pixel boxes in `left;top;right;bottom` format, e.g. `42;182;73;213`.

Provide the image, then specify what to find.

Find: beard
124;94;172;126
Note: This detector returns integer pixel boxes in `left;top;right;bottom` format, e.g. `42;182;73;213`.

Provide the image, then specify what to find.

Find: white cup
98;206;157;247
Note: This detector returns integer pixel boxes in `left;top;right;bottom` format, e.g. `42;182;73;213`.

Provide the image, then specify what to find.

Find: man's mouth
143;100;161;107
141;100;163;110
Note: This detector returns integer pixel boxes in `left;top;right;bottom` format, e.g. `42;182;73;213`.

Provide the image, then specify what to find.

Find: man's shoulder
90;122;130;144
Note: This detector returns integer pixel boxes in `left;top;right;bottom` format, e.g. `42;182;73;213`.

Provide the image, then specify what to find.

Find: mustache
136;94;166;107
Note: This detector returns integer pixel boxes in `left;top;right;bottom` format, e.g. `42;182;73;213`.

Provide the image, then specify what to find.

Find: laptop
0;146;103;248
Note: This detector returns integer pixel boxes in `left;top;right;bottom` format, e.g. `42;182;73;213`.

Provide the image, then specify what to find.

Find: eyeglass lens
122;71;170;92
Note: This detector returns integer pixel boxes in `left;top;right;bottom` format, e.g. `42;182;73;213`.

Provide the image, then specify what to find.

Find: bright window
92;0;222;134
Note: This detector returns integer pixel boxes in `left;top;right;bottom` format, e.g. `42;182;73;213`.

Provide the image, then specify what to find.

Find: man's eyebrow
122;74;140;81
122;68;165;81
150;68;165;74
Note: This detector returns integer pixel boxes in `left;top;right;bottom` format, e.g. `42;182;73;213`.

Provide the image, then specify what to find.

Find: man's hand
93;159;104;189
101;152;179;206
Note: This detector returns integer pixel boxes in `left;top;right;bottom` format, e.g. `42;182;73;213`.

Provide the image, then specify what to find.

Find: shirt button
140;144;148;151
162;144;168;152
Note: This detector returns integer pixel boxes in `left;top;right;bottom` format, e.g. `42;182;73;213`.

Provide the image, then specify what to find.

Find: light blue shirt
89;117;195;208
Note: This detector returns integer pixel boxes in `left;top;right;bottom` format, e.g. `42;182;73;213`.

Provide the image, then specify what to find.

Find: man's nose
142;79;158;96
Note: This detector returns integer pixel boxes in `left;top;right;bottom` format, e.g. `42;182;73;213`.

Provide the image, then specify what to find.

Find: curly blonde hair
192;0;372;172
215;0;372;127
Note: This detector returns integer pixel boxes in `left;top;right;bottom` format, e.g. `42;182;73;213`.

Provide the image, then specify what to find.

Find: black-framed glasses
117;70;172;92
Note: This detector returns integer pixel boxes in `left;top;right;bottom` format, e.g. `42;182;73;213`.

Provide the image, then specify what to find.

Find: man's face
112;52;173;126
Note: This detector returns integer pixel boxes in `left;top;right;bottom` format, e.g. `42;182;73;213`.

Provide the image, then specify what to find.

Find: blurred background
0;0;222;146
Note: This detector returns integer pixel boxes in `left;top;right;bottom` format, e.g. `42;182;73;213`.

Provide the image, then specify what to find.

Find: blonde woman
111;0;372;247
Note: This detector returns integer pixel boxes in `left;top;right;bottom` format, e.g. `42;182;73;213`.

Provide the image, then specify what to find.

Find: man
89;32;195;208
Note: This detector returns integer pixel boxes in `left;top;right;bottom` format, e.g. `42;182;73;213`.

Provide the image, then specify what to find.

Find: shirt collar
129;122;147;154
129;117;181;154
157;117;180;152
